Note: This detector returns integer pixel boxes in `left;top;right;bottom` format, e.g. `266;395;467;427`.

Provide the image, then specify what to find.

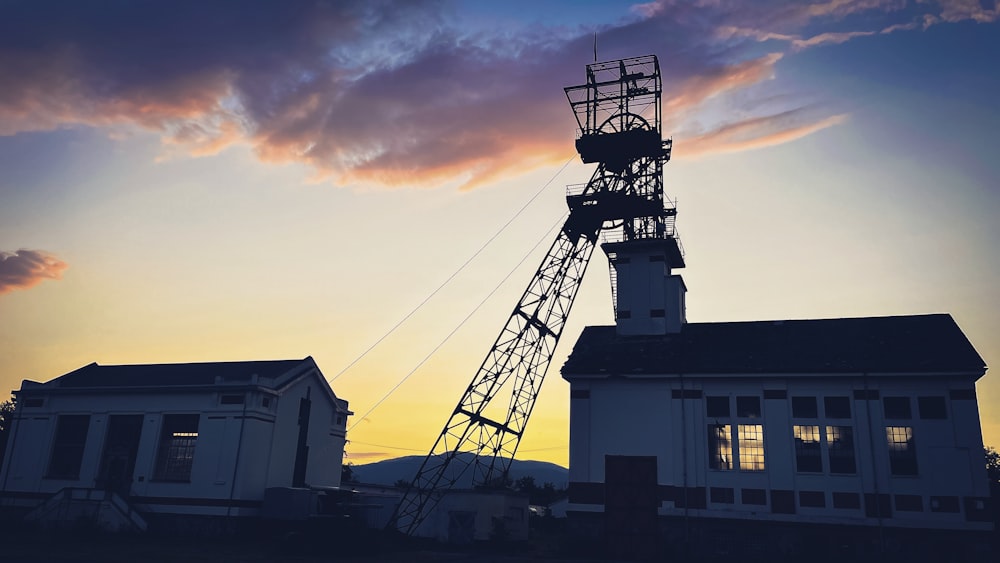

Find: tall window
154;414;199;482
738;424;765;471
886;426;917;476
826;426;856;474
708;424;732;470
47;415;90;479
793;425;822;472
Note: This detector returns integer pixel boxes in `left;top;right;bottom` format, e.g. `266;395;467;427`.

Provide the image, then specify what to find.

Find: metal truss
391;204;602;536
390;54;675;536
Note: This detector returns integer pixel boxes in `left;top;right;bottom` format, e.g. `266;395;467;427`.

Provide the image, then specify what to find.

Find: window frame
45;414;91;480
737;424;765;472
793;425;823;473
791;396;818;418
153;414;200;483
826;425;857;474
886;425;918;476
707;424;733;471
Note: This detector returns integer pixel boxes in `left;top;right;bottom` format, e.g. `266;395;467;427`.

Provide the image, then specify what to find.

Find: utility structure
390;55;683;535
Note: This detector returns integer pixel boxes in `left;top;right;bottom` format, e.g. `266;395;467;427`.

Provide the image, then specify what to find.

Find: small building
0;357;351;530
560;234;992;559
348;483;529;544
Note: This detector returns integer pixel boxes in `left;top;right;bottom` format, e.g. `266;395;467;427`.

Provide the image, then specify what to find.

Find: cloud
0;0;993;189
792;31;877;49
0;250;68;295
934;0;1000;23
677;110;848;158
665;53;785;114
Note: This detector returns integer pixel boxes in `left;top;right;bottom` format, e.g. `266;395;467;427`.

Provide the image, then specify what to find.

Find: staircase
25;488;148;532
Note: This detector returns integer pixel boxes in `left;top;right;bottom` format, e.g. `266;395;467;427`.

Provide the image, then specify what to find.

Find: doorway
97;415;143;495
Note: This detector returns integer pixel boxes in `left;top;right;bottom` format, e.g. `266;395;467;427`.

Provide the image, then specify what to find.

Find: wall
1;373;348;518
567;373;991;531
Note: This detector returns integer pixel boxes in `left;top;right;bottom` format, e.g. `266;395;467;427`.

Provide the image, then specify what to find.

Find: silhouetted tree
986;446;1000;484
394;479;411;489
0;398;13;468
514;475;565;506
341;462;357;484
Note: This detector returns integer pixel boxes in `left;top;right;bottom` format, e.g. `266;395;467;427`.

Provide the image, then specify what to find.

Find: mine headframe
389;54;677;538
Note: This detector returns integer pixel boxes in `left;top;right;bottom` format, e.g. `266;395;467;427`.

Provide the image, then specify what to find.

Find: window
832;492;861;509
793;425;822;472
710;487;735;504
650;308;665;317
708;424;733;470
791;396;817;418
826;426;857;474
883;397;912;419
617;310;631;319
706;396;730;418
219;394;244;405
262;396;272;408
929;496;960;513
886;426;917;476
918;396;947;420
741;488;767;505
23;397;44;408
154;414;199;482
46;415;90;479
738;424;765;471
799;491;825;508
895;494;923;511
824;396;851;418
736;396;760;418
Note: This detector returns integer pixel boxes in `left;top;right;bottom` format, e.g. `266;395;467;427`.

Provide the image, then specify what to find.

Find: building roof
562;314;986;378
37;358;313;390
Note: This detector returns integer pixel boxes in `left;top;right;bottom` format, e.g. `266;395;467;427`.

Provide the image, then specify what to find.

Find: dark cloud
0;250;68;294
0;0;989;187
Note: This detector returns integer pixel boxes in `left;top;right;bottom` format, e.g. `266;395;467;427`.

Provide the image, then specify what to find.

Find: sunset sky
2;0;999;467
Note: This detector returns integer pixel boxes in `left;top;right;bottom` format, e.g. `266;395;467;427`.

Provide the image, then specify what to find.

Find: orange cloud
0;250;69;295
666;53;784;114
676;111;848;158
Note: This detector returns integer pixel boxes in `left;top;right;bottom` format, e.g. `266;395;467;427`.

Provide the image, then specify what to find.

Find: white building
561;235;992;559
0;357;351;530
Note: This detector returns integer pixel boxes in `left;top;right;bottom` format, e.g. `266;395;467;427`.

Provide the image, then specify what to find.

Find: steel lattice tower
390;55;679;536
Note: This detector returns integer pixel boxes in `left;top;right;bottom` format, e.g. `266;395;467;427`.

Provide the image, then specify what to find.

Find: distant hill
350;453;568;488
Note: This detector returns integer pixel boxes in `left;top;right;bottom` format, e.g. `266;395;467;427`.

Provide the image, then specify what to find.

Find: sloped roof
44;358;312;389
562;314;986;377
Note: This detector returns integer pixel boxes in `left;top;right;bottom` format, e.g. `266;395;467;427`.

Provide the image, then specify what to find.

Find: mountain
350;454;568;488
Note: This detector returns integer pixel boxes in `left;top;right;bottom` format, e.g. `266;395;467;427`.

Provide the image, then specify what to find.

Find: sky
1;0;999;468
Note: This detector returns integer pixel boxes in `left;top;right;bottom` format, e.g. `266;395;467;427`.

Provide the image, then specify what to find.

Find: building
0;357;351;530
349;483;529;544
560;233;992;559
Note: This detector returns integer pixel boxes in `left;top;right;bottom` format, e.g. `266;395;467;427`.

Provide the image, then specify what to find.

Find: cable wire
347;211;569;431
328;156;576;383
